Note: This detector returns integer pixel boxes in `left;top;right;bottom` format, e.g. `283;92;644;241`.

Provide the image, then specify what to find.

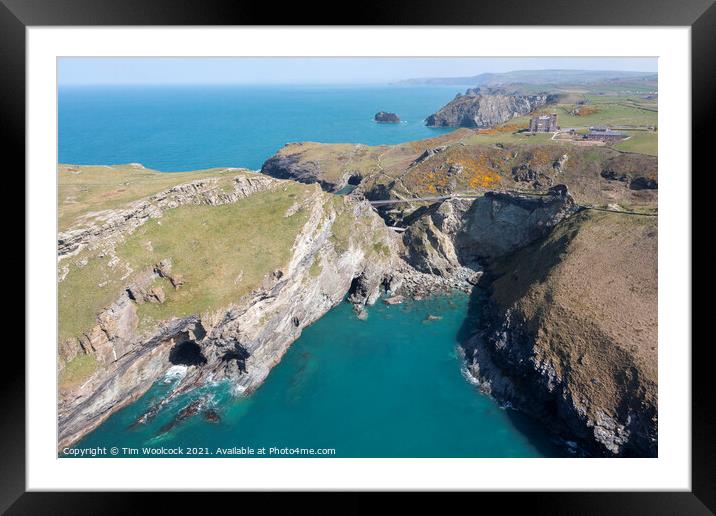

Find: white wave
232;384;248;396
163;365;188;383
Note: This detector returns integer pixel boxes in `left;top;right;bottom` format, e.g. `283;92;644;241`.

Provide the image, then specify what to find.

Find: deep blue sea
58;84;458;171
61;85;564;457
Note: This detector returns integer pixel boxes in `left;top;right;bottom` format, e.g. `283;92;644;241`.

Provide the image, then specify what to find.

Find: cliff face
385;184;657;457
463;210;658;456
425;91;554;128
58;166;400;448
401;186;578;276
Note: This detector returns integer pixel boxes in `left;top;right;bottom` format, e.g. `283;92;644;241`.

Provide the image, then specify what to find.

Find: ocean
61;84;564;457
58;84;458;171
74;295;564;457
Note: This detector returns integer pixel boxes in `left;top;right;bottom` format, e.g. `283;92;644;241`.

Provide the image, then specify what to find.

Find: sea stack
374;111;400;123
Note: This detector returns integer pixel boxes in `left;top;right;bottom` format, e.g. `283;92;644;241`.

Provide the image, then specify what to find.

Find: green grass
534;100;657;129
58;250;128;342
59;180;316;341
329;199;355;254
309;259;323;277
613;131;658;156
461;129;557;146
58;164;247;231
121;185;312;326
372;241;390;256
59;354;98;389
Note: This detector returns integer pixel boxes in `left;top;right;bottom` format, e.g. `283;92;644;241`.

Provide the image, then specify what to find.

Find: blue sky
58;57;657;86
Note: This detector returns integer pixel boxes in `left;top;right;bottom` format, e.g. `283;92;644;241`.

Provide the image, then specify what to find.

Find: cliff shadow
454;284;569;458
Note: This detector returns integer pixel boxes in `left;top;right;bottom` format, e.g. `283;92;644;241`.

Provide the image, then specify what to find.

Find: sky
58;57;657;86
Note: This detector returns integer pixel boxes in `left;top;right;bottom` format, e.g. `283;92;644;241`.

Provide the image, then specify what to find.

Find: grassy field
613;131;658;156
509;77;657;96
59;175;317;343
532;96;657;129
58;164;249;231
59;354;99;389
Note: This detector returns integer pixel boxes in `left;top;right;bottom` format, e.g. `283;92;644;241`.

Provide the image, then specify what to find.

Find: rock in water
353;304;369;321
374;111;400;123
202;409;221;423
425;88;556;128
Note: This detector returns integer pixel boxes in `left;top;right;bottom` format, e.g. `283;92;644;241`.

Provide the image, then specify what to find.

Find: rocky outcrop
260;145;337;191
401;185;578;276
397;186;658;457
402;200;467;276
601;168;658;190
58;174;400;449
260;136;658;216
629;176;658;190
457;185;578;260
462;210;658;457
374;111;400;123
425;89;555;128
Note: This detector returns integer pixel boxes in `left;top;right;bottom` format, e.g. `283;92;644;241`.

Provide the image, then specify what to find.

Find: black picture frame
4;0;710;513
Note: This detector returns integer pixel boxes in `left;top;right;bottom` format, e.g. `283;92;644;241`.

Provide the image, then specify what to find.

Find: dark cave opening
221;343;251;373
169;339;207;367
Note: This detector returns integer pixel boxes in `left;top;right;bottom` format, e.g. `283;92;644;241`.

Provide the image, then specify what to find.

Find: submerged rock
202;409;221;423
353;304;369;321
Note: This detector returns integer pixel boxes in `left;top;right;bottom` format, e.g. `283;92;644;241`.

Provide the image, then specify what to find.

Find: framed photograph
6;0;711;512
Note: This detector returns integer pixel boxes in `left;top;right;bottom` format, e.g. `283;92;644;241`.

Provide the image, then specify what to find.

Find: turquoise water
73;295;564;457
58;85;458;171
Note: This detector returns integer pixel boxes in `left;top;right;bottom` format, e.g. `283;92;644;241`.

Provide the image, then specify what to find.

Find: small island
374;111;400;123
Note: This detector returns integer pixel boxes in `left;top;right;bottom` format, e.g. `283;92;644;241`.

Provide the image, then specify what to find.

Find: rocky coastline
58;167;400;448
257;133;658;457
59;130;658;456
462;210;658;457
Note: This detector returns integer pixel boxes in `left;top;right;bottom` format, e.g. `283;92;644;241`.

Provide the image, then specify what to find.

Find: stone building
529;113;558;133
584;126;626;141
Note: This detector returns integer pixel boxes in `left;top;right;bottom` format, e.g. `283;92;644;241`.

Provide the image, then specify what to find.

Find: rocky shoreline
57;167;400;449
460;210;658;457
58;149;657;457
258;137;658;458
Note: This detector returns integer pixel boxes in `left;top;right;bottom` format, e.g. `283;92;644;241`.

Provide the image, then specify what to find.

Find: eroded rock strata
425;89;557;128
57;166;400;448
